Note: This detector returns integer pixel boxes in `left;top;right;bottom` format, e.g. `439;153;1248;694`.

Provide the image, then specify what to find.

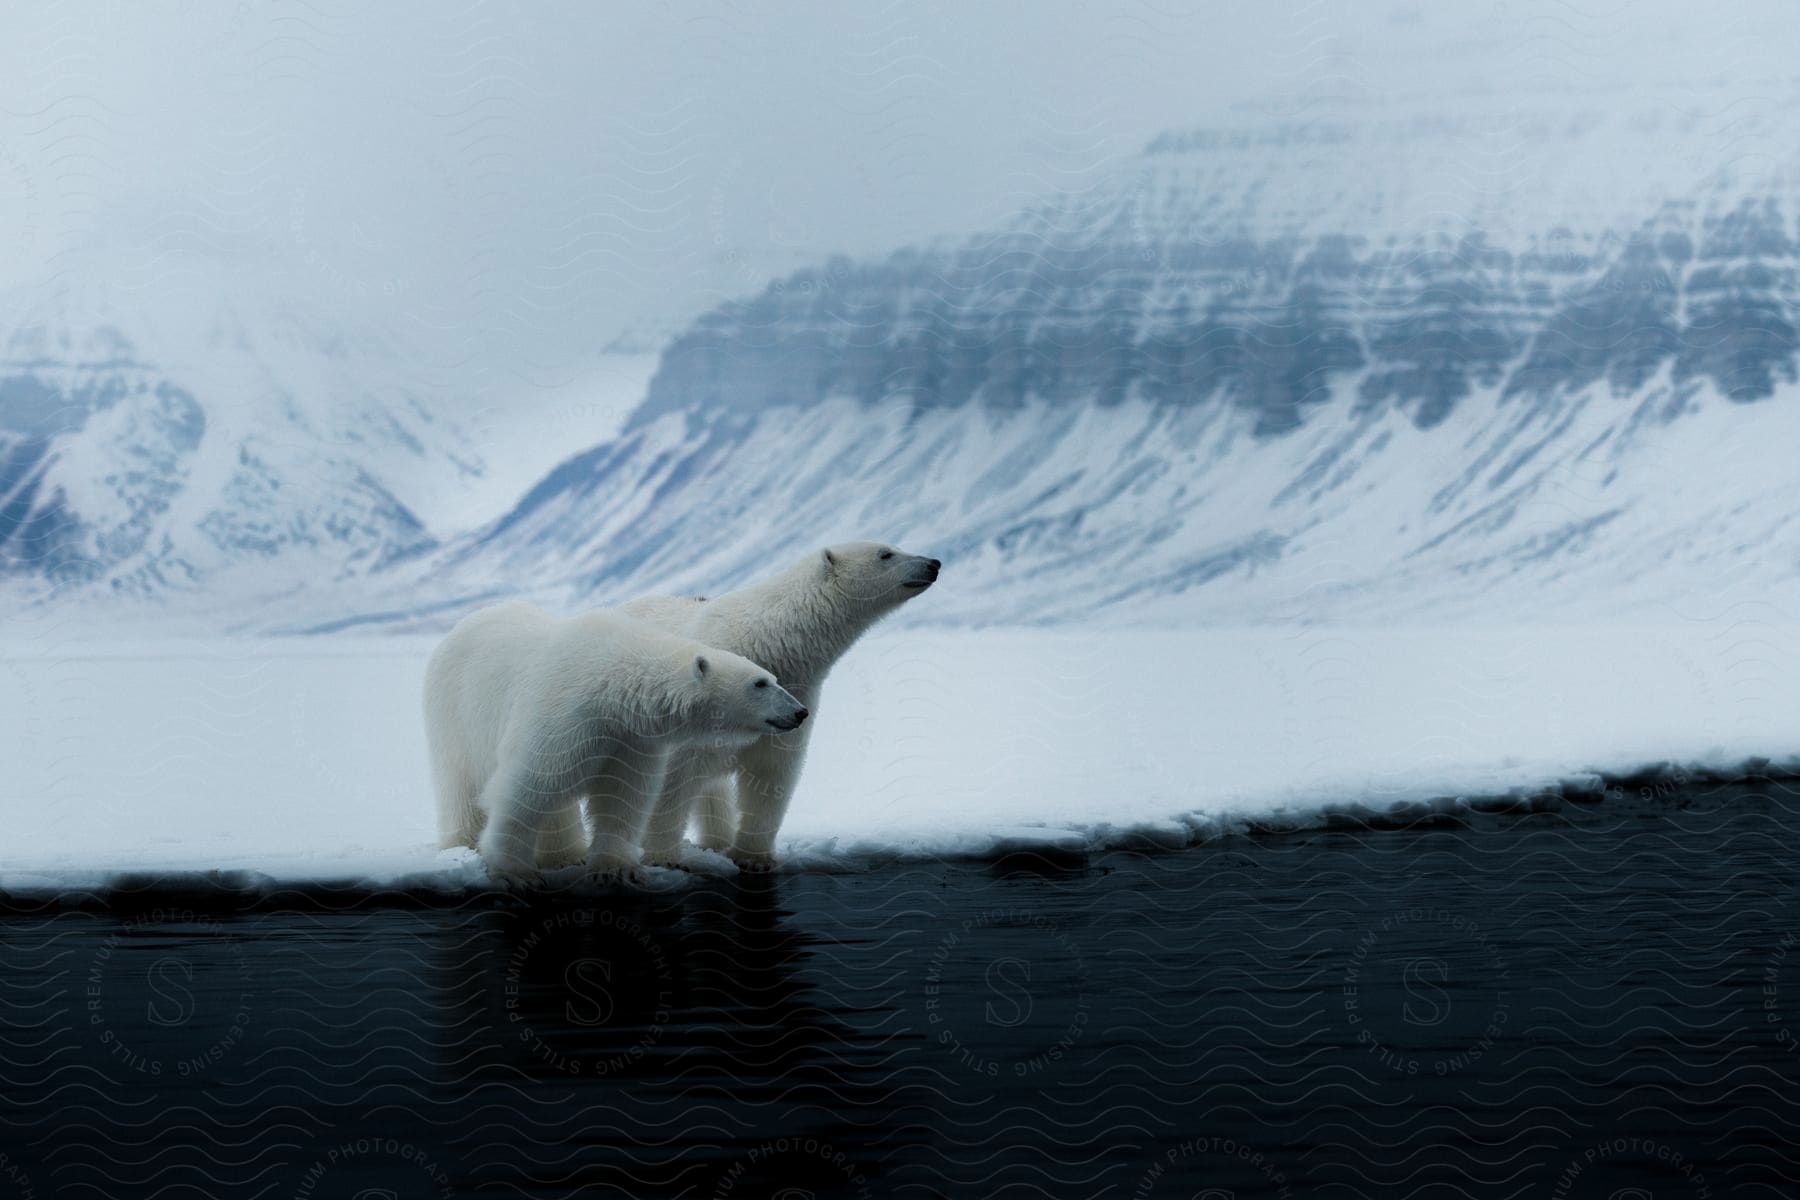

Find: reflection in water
3;782;1800;1198
433;876;907;1196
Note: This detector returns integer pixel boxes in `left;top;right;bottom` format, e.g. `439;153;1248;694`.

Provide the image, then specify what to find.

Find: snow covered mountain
12;78;1800;630
0;275;463;603
0;266;650;617
381;82;1800;628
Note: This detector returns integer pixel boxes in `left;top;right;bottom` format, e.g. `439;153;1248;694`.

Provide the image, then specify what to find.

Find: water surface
3;780;1796;1197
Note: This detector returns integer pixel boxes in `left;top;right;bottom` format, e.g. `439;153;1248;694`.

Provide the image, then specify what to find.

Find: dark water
3;780;1799;1199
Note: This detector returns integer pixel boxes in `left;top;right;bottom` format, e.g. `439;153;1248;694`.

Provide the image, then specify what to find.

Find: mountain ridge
406;85;1800;627
10;82;1800;629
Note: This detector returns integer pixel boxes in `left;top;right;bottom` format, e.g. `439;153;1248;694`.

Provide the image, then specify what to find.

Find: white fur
423;601;806;885
616;541;940;870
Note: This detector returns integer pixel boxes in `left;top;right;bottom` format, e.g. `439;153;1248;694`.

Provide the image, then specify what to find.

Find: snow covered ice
5;621;1798;898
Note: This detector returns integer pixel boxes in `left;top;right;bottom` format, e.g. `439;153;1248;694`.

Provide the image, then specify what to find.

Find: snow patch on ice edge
3;756;1792;910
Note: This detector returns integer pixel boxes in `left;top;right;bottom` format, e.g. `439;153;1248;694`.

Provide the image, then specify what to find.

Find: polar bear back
617;594;711;640
427;602;688;786
433;604;712;732
621;589;826;698
426;601;795;768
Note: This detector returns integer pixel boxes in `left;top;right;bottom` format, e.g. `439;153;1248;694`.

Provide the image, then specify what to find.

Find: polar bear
424;601;808;885
576;541;941;872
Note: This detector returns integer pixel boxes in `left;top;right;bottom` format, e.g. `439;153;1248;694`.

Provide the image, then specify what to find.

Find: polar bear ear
821;548;836;571
693;654;709;680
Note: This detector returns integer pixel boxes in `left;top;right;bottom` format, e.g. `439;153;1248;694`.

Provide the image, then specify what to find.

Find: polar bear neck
602;637;705;738
711;557;880;692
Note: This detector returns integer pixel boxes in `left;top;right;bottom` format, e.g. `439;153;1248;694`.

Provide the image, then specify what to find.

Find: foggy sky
2;0;1796;382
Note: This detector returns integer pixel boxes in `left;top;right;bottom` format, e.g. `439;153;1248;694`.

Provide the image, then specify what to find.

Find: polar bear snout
747;676;808;732
902;557;941;590
766;705;809;732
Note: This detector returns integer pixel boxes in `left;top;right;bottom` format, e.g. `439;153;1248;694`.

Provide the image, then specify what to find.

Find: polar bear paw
639;841;688;871
537;843;588;872
587;858;648;889
485;860;544;892
727;848;778;873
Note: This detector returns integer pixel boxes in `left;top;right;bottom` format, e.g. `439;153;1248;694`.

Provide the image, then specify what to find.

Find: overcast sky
2;0;1796;379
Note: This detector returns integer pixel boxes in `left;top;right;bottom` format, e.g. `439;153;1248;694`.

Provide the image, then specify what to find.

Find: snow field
1;622;1796;894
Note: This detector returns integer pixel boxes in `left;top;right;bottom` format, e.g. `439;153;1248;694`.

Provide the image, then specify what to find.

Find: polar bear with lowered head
570;541;941;872
425;601;808;885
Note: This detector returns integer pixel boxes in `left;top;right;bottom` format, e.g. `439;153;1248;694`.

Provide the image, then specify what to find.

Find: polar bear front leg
583;743;670;884
639;754;701;868
691;773;738;853
536;804;588;870
730;728;810;872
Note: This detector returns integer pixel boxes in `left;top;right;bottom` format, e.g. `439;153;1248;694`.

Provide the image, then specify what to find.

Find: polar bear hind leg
475;760;559;888
430;733;485;849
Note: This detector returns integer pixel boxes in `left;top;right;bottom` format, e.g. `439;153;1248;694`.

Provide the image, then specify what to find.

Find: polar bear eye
755;679;768;689
879;551;894;560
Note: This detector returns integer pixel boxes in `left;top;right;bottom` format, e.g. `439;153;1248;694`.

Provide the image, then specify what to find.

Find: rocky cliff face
419;87;1800;627
639;98;1800;430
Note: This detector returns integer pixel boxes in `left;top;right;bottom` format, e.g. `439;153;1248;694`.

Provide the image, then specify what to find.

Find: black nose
928;559;941;574
794;708;809;723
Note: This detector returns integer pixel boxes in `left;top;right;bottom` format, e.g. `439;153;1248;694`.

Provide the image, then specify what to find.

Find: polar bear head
687;648;809;741
817;541;942;614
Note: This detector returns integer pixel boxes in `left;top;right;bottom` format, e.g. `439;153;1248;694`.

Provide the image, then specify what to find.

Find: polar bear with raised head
593;541;940;871
425;601;808;885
